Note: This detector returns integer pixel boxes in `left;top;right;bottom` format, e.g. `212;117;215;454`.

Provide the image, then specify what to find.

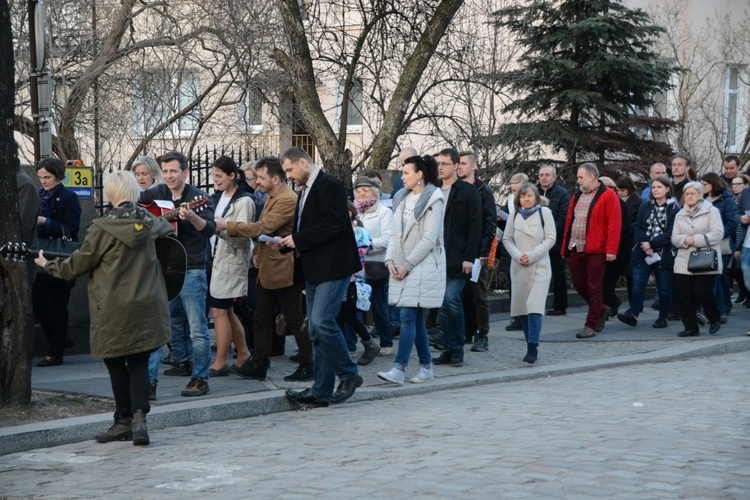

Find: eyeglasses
355;187;372;192
732;182;745;186
683;191;700;197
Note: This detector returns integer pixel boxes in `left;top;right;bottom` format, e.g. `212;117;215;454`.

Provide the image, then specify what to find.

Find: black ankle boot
523;343;538;364
95;412;132;443
132;409;149;446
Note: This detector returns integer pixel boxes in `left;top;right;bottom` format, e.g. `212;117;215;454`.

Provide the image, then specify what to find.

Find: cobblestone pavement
2;352;748;498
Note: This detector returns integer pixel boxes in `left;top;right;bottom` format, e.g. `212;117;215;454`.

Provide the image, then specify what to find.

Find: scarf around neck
519;205;541;219
354;197;377;213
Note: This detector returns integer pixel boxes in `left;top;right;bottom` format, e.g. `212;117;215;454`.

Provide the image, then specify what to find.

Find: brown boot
132;409;149;446
357;339;381;366
95;413;132;443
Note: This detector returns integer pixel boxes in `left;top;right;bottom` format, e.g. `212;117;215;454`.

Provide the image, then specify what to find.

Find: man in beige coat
216;156;313;381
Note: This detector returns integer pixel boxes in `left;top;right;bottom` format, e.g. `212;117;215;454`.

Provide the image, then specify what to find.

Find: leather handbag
35;227;81;275
364;261;389;285
687;237;718;273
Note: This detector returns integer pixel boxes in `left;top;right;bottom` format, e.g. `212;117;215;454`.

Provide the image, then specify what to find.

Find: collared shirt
300;167;321;214
569;190;596;252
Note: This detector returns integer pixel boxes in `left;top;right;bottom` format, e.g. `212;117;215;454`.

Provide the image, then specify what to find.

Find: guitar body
140;202;178;233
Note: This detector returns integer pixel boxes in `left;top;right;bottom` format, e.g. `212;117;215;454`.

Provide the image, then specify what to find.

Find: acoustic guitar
140;196;210;234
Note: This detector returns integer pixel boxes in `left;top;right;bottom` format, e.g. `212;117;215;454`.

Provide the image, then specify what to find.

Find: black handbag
35;227;81;274
687;237;718;273
364;261;389;285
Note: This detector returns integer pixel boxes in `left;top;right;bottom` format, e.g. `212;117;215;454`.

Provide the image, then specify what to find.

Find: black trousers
253;282;312;370
549;250;568;311
674;274;721;333
32;273;72;357
104;351;152;416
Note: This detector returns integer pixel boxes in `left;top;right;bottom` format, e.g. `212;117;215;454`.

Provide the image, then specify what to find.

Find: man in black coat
458;151;497;352
433;148;482;367
537;165;571;316
278;147;363;407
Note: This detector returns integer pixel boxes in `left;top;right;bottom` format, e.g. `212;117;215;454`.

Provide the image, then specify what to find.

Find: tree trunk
0;0;34;409
56;0;138;161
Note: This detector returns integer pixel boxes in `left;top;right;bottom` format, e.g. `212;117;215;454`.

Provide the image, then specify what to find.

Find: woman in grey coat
378;155;445;385
502;184;556;364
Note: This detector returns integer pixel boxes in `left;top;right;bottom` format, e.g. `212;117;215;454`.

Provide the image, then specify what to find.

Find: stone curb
2;336;748;456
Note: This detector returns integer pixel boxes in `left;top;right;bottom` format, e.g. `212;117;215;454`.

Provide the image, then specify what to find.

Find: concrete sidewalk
2;304;749;455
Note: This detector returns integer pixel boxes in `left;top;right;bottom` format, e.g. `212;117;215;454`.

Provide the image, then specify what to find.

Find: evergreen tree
493;0;678;177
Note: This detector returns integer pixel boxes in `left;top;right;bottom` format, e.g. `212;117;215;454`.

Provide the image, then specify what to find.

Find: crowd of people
25;147;750;446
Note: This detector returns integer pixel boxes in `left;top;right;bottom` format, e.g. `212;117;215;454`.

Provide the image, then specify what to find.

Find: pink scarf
354;198;377;213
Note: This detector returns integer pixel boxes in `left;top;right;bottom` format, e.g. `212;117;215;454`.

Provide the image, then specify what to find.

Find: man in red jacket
560;163;622;338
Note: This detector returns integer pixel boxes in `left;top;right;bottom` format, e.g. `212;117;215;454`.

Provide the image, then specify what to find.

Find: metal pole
28;0;40;163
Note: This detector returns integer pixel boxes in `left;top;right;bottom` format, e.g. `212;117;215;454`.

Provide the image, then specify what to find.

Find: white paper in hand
259;235;281;244
470;258;482;282
644;253;661;266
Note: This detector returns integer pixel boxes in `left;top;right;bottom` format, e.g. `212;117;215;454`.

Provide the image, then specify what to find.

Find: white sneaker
378;347;394;356
377;367;405;385
409;366;434;384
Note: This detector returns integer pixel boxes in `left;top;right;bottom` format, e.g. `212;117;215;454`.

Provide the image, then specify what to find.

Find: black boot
358;339;380;366
523;343;538;364
132;409;149;446
95;412;132;443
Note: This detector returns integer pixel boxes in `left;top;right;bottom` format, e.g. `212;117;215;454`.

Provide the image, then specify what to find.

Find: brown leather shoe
576;327;596;339
37;355;63;367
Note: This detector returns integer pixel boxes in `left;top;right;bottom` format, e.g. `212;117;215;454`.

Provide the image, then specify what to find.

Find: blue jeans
713;255;732;315
371;282;392;348
170;269;210;382
148;347;162;387
441;277;467;353
630;264;673;319
742;248;750;291
305;278;359;401
520;313;542;345
395;307;431;368
389;304;401;328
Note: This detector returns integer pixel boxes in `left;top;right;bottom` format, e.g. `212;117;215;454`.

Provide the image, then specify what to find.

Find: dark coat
631;200;679;270
18;169;39;247
36;183;81;241
538;182;571;252
291;171;360;285
709;188;737;241
140;183;216;270
45;203;175;359
443;178;482;278
473;179;497;257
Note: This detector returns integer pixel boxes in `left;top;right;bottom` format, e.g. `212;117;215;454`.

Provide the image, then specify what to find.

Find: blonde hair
105;171;141;205
509;172;529;184
132;156;164;186
241;161;258;178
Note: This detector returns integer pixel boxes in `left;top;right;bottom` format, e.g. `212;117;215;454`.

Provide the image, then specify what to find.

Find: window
238;86;263;134
335;79;363;134
724;65;744;151
132;69;200;138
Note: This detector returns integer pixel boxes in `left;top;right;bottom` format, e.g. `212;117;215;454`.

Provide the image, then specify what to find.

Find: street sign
63;166;93;199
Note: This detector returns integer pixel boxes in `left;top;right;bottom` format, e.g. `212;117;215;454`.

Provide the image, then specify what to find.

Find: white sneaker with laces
377;367;405;385
378;347;394;356
410;366;434;384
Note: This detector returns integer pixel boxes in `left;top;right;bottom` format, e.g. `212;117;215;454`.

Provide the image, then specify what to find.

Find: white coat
385;185;446;308
360;201;393;262
671;200;724;276
502;207;556;316
210;196;254;299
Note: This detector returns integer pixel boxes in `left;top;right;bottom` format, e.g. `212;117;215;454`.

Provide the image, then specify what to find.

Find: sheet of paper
259;235;281;244
470;258;482;282
644;253;661;265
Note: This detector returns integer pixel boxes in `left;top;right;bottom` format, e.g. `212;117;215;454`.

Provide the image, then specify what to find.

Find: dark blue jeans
440;277;467;353
630;263;673;319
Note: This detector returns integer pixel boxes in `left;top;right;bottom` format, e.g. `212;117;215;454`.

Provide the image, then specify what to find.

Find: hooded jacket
211;183;254;299
44;203;174;359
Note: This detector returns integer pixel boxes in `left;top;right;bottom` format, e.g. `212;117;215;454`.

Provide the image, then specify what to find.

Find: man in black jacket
140;151;216;397
537;165;571;316
278;147;363;407
458;151;497;352
433;148;482;367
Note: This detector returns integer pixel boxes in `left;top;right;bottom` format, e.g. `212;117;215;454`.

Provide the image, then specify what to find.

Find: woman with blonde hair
35;170;174;445
132;156;164;190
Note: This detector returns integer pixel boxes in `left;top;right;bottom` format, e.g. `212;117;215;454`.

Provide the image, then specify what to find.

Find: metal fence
94;145;277;216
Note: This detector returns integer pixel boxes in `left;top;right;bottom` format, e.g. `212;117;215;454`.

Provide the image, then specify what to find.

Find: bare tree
1;0;34;409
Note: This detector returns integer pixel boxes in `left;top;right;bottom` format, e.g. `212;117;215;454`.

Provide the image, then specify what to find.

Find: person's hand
215;216;227;233
606;253;617;262
685;235;695;247
394;265;409;279
741;215;750;224
645;249;654;257
278;235;296;249
252;255;259;268
640;242;651;251
479;256;489;266
178;203;198;222
462;260;473;274
519;254;530;266
34;250;47;268
36;216;46;226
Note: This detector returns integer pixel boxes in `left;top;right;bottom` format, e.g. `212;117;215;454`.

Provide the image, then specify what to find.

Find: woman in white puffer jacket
378;155;445;386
